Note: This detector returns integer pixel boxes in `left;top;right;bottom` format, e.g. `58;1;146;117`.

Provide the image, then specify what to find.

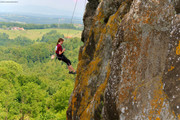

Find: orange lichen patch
73;88;90;116
80;64;111;119
123;26;140;42
141;9;158;24
70;59;93;117
71;95;77;117
118;86;131;104
168;66;175;72
93;64;110;105
132;87;138;101
148;79;166;119
87;58;101;75
95;8;121;54
132;83;145;101
106;11;120;38
80;96;94;120
96;8;105;22
81;106;92;120
74;60;88;86
95;34;104;52
143;16;151;24
142;11;150;24
155;117;160;120
98;1;132;40
78;88;91;111
78;47;84;61
117;42;141;105
176;41;180;55
133;27;137;32
120;39;142;83
72;57;102;117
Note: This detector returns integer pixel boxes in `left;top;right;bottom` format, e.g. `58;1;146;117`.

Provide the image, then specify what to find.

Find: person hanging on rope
55;38;76;74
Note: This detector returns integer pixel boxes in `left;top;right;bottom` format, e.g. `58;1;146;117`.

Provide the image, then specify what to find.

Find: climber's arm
59;48;65;55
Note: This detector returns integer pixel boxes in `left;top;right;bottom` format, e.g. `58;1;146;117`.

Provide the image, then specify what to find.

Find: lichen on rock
67;0;180;120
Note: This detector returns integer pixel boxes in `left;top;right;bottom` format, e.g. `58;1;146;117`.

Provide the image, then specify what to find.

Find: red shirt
56;44;62;55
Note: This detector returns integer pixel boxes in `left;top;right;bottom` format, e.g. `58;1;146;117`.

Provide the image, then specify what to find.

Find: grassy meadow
0;28;82;40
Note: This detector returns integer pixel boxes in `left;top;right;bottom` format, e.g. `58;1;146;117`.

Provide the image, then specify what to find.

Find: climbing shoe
69;71;73;74
72;71;77;74
69;71;76;74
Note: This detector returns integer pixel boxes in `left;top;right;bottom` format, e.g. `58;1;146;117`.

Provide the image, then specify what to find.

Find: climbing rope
66;0;78;37
66;0;88;38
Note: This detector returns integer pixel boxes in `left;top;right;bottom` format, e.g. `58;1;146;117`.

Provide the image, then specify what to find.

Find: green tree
41;30;64;43
0;78;19;120
18;82;46;119
0;33;10;46
13;36;34;46
47;80;74;112
0;61;23;80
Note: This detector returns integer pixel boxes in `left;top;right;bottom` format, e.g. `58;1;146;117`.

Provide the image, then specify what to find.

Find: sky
0;0;87;17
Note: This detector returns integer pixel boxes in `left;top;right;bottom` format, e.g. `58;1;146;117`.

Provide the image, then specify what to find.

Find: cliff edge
67;0;180;119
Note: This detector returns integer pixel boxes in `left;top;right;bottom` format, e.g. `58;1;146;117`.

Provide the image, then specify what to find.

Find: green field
0;28;82;40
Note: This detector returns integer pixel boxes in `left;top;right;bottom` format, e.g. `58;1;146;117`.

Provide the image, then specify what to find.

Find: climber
55;38;76;74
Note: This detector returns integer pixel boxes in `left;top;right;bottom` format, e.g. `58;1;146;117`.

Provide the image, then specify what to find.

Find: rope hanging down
66;0;78;37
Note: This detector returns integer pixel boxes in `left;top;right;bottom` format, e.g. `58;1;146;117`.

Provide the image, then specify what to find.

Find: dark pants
57;54;71;66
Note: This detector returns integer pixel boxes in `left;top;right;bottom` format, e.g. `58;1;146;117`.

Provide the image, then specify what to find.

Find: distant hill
0;13;83;24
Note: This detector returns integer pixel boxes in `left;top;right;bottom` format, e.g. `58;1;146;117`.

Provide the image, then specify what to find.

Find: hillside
67;0;180;120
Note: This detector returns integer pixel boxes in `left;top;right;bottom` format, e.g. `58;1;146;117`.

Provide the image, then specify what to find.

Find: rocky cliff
67;0;180;119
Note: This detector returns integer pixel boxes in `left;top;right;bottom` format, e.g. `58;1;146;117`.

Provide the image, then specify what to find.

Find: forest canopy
0;29;83;120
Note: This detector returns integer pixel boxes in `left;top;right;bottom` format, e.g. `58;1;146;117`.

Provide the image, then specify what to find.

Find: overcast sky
0;0;87;17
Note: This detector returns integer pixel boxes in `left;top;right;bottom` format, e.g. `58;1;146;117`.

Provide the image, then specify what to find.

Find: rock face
67;0;180;119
